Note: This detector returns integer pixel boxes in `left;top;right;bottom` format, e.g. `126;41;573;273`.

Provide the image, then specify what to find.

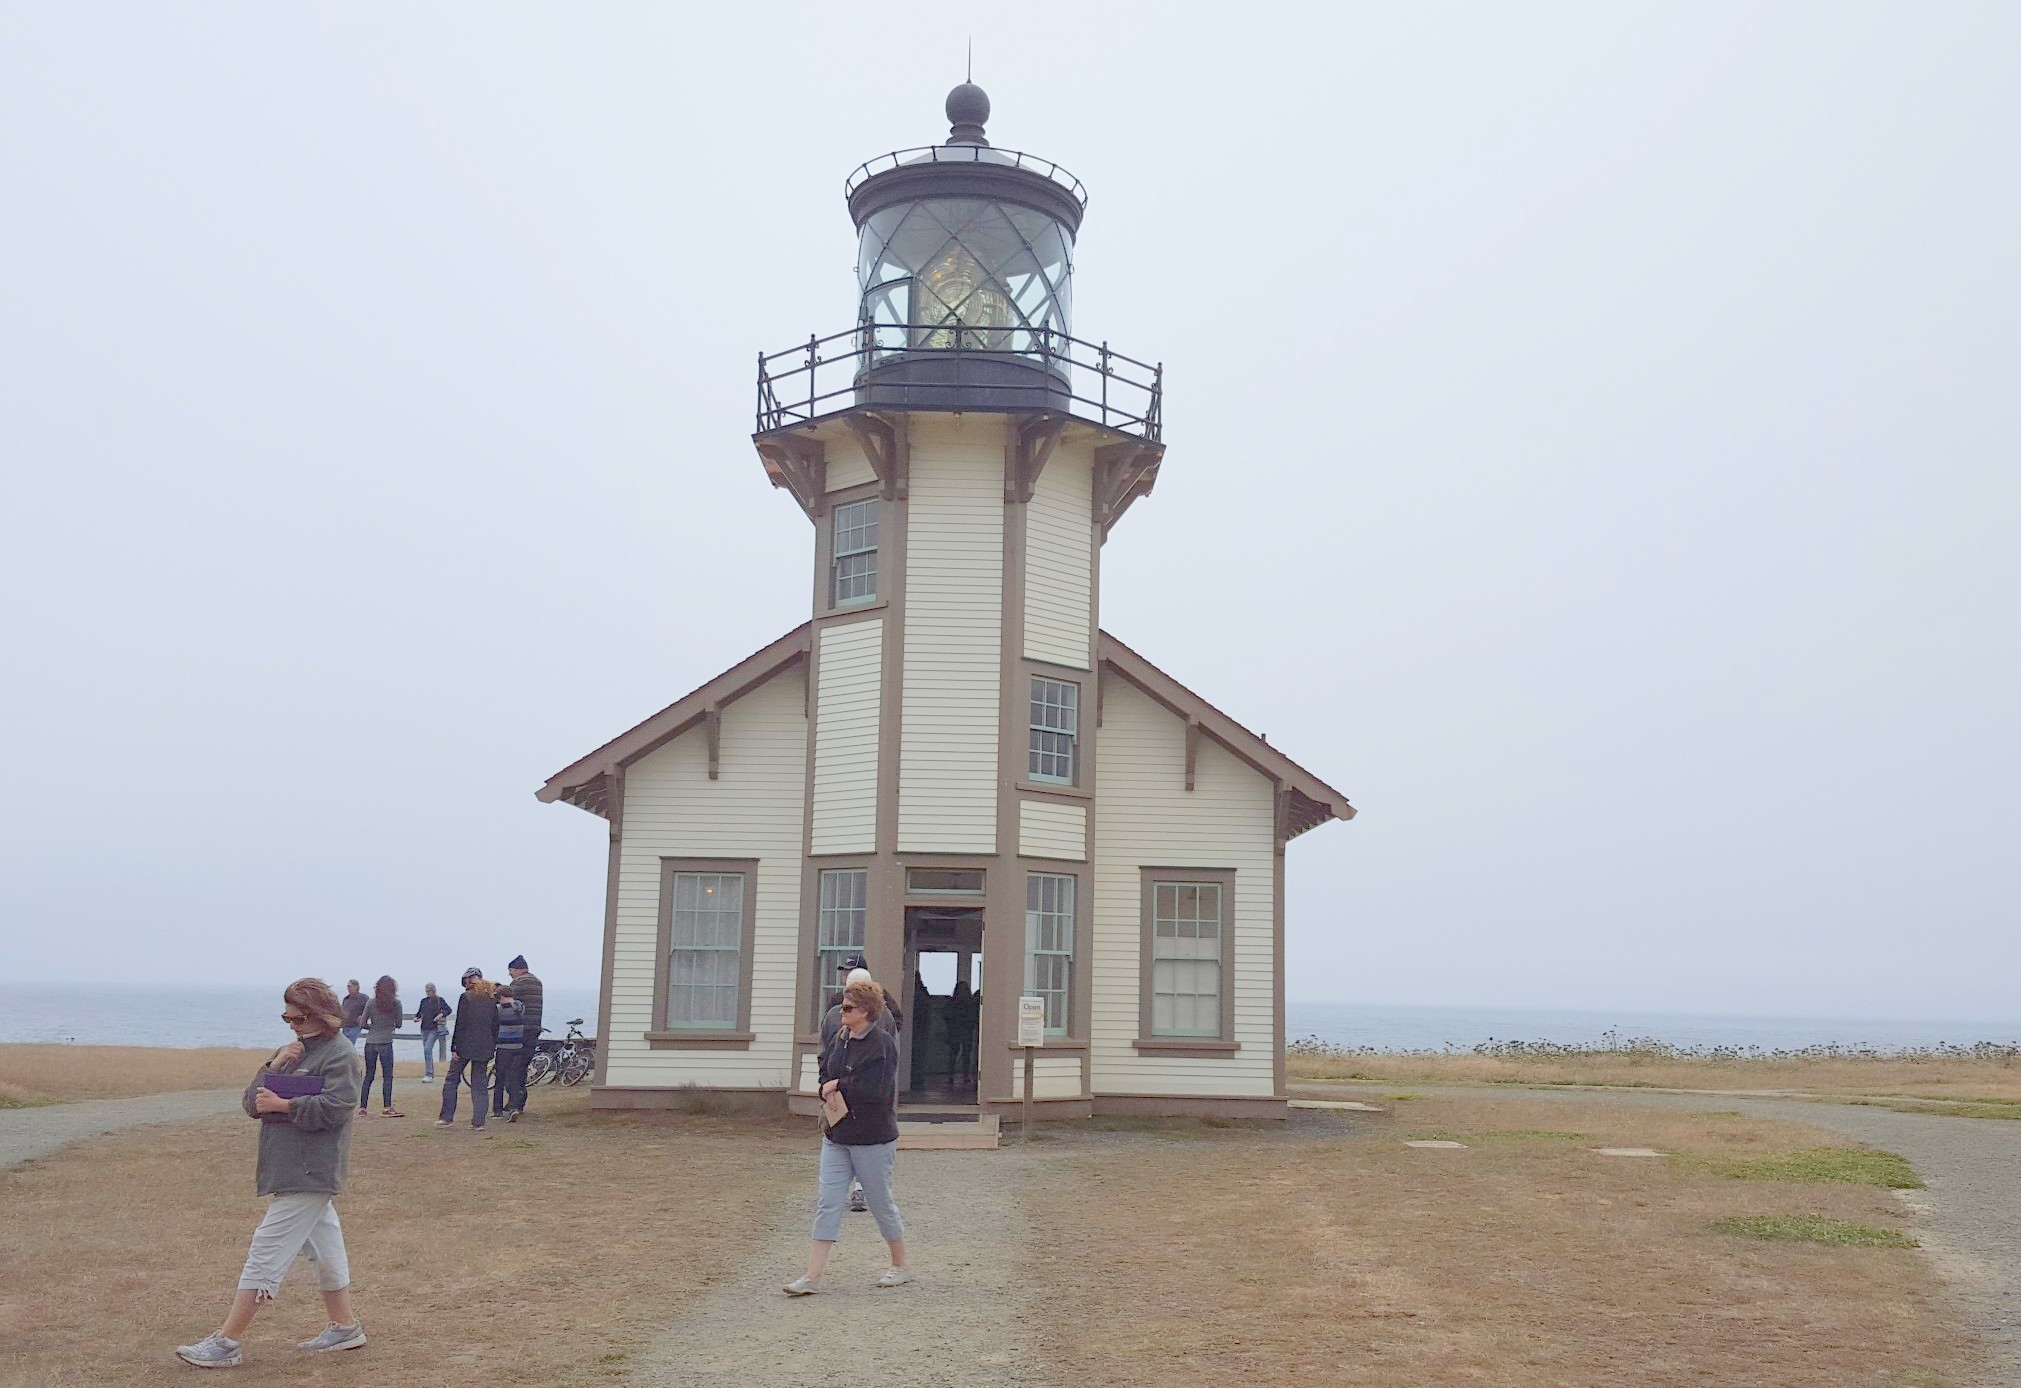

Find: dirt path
0;1088;242;1170
1424;1084;2021;1385
638;1144;1050;1388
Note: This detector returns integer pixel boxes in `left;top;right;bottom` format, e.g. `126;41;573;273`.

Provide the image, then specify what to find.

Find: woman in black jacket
783;978;909;1295
435;968;498;1131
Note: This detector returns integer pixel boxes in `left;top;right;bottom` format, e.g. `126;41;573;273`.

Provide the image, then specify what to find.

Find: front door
900;906;982;1104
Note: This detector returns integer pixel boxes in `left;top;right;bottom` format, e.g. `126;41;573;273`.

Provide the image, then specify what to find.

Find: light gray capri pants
812;1137;902;1243
238;1193;350;1300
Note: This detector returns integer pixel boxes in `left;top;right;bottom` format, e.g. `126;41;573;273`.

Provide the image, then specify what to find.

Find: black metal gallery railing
844;145;1088;206
756;323;1161;442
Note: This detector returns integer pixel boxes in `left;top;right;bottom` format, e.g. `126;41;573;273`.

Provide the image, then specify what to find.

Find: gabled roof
536;624;811;817
536;621;1355;840
1097;631;1354;840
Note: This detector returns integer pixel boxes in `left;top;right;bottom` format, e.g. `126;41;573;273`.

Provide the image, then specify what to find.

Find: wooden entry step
897;1113;999;1151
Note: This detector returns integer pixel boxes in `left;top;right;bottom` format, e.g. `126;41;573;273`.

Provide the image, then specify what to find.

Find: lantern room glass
856;197;1075;368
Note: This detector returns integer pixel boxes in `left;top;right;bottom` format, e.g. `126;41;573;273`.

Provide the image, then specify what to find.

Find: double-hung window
817;868;868;1014
831;500;878;607
1149;879;1223;1036
1025;873;1076;1035
1028;677;1078;784
664;871;745;1028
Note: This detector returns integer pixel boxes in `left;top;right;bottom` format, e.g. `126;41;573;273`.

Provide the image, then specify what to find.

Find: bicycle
527;1019;593;1087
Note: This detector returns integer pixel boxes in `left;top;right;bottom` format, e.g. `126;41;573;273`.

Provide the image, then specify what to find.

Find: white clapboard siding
1019;799;1087;861
1005;1054;1083;1100
1090;676;1277;1098
1023;447;1094;669
825;435;876;493
810;620;882;854
605;668;806;1091
898;420;1002;852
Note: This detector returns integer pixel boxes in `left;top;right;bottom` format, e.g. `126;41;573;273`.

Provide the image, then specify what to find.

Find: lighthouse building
539;86;1353;1119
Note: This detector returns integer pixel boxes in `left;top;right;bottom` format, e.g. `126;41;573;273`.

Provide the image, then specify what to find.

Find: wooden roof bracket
1184;717;1202;791
845;410;908;501
1006;413;1066;503
755;434;827;518
704;704;722;780
1094;439;1164;536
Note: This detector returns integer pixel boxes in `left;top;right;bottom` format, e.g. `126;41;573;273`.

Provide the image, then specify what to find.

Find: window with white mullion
667;873;744;1028
1028;677;1079;783
831;500;878;607
1151;881;1222;1036
817;868;869;1013
1025;873;1075;1035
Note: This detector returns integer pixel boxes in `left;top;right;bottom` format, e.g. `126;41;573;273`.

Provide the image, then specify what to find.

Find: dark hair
373;975;398;1013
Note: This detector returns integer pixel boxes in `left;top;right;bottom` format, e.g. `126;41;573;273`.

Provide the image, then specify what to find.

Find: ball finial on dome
945;82;990;146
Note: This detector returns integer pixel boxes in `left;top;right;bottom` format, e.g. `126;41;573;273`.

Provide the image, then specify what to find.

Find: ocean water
0;983;603;1050
3;983;2014;1055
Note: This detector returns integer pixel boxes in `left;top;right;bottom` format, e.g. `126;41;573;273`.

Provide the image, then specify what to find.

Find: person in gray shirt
175;977;367;1368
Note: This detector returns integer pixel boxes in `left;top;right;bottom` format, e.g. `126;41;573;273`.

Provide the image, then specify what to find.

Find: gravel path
0;1088;243;1170
638;1144;1051;1388
1440;1085;2021;1384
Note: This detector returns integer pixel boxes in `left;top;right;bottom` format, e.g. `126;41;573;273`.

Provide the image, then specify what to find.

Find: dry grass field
1287;1046;2021;1108
0;1043;272;1105
0;1081;806;1388
1024;1092;1975;1387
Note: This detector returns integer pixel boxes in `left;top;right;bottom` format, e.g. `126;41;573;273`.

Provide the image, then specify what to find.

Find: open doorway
901;906;982;1104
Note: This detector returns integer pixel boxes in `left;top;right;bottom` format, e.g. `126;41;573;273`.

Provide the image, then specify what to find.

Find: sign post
1016;996;1045;1142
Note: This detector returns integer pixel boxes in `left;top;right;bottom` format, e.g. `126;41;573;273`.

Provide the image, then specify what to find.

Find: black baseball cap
837;954;868;974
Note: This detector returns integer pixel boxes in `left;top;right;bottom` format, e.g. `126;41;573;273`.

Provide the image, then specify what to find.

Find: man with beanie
506;955;543;1112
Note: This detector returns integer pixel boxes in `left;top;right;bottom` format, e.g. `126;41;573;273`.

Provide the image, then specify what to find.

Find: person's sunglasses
281;1013;310;1024
839;1003;862;1014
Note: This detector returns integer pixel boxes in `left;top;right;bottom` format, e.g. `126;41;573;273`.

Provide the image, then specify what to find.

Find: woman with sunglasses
783;978;910;1295
175;978;366;1368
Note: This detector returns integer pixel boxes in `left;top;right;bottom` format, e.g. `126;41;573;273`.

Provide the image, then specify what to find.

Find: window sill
1004;1039;1089;1052
820;599;889;620
644;1031;755;1049
1132;1037;1240;1056
1016;781;1092;802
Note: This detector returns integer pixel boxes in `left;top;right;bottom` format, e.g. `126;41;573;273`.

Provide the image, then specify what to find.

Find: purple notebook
260;1071;324;1122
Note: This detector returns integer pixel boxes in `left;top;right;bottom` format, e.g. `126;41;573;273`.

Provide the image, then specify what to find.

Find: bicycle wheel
559;1050;591;1086
524;1051;552;1086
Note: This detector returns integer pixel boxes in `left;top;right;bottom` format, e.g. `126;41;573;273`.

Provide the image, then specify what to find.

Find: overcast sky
3;4;2015;1021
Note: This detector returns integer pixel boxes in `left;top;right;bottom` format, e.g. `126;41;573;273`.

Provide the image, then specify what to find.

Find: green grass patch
1405;1129;1586;1144
1689;1146;1923;1189
1711;1213;1917;1248
1382;1092;1424;1102
1851;1097;2021;1121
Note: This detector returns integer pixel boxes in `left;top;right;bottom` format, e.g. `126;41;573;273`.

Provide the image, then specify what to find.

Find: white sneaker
293;1322;367;1353
874;1267;913;1288
175;1332;243;1368
781;1276;822;1296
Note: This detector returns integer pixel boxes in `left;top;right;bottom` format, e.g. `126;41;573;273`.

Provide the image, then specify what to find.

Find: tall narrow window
1028;677;1078;783
666;872;745;1028
817;868;869;1013
1150;880;1222;1036
1025;873;1075;1035
831;500;878;607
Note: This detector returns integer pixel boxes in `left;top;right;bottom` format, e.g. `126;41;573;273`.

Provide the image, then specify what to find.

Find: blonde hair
841;979;884;1022
283;978;345;1035
467;977;497;998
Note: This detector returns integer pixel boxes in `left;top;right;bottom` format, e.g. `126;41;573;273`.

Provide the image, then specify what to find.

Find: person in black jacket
434;968;497;1131
415;983;452;1081
783;978;909;1295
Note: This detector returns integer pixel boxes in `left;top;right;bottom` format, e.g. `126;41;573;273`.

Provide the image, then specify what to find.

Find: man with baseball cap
435;967;498;1130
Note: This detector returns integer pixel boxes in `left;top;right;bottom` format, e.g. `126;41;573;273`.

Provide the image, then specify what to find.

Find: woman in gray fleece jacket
175;978;369;1369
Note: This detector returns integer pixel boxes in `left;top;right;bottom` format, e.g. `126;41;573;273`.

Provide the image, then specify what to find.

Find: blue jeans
812;1138;901;1243
421;1027;447;1078
341;1026;362;1052
360;1042;395;1110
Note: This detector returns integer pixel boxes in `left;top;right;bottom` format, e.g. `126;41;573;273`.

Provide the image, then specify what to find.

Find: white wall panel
810;619;882;854
1018;799;1087;861
1089;677;1277;1098
1023;447;1094;669
898;419;1002;852
604;669;806;1091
